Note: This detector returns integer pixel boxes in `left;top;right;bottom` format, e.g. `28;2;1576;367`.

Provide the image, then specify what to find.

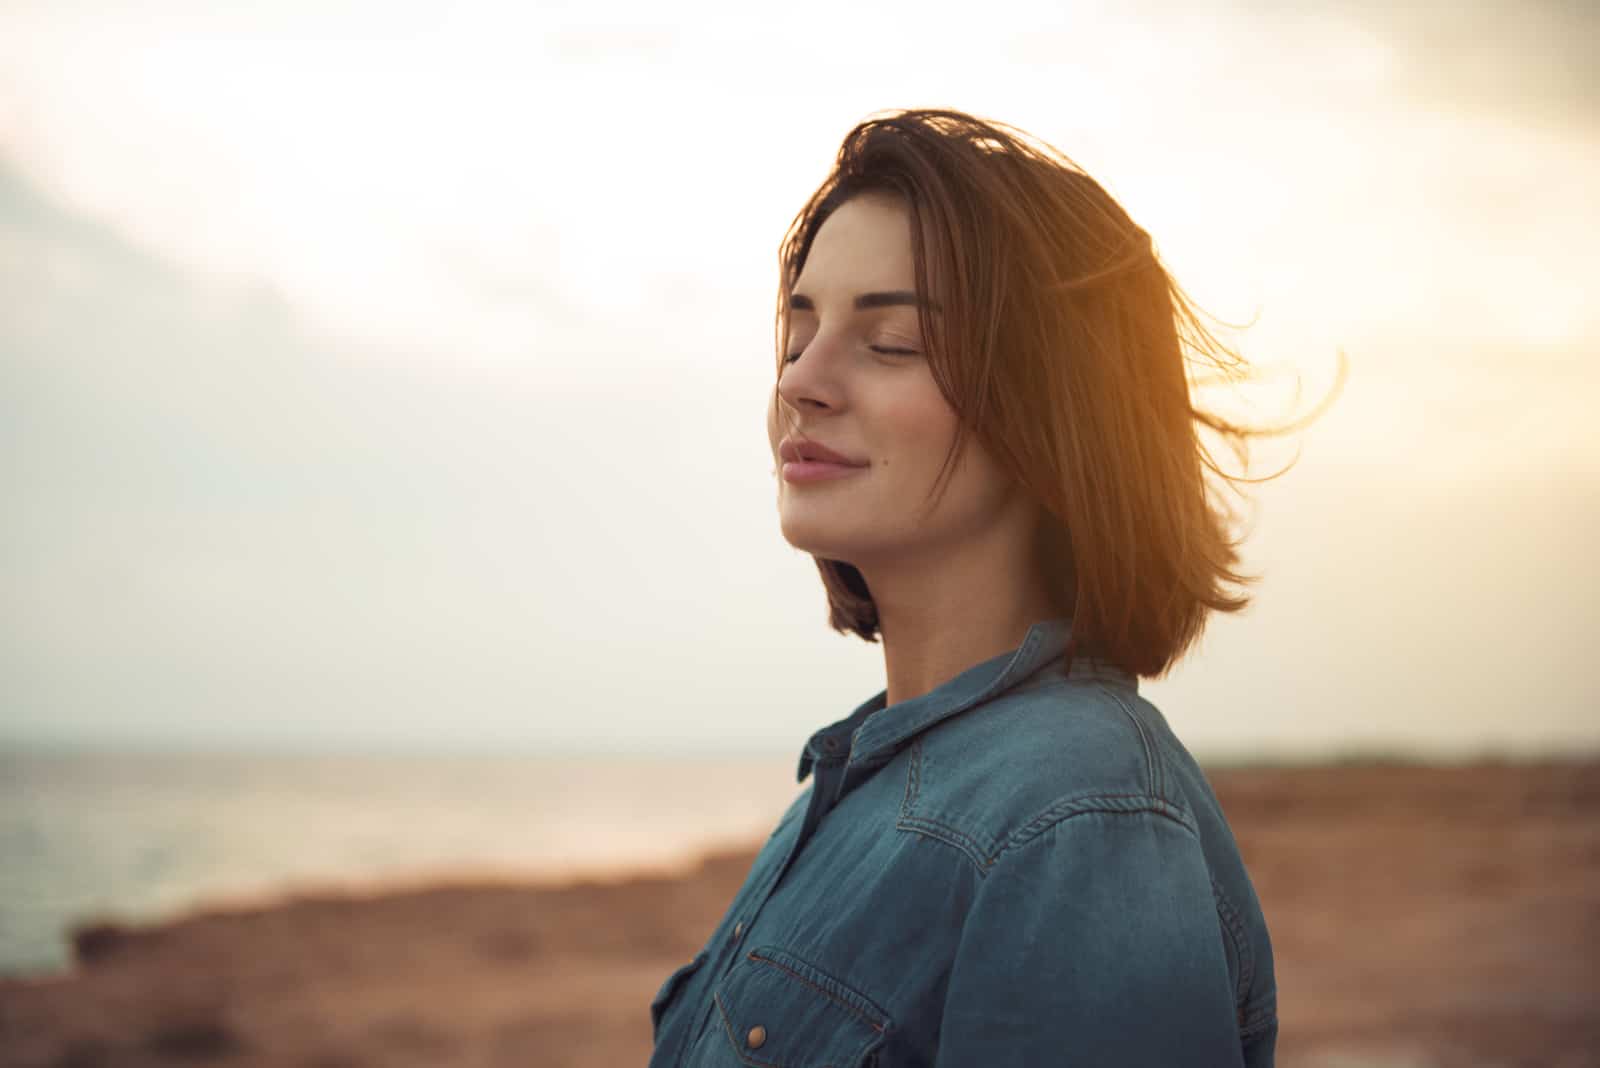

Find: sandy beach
2;759;1595;1068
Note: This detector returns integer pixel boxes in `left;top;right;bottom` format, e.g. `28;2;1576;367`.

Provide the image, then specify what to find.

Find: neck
857;509;1061;708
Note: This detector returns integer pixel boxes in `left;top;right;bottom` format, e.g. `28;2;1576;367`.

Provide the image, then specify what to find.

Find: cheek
878;383;961;468
878;387;1014;514
950;445;1016;512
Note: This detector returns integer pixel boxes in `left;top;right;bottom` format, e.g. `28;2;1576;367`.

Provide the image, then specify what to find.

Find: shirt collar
796;616;1136;783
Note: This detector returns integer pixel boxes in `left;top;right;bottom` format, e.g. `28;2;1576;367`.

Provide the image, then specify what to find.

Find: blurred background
2;1;1596;1066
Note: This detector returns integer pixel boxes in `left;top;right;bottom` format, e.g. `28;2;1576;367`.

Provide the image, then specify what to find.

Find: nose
775;332;846;415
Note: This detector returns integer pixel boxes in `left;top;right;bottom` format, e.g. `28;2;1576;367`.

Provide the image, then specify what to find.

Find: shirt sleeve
934;803;1245;1068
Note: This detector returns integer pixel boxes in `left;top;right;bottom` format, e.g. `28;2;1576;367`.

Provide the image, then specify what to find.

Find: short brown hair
771;108;1328;678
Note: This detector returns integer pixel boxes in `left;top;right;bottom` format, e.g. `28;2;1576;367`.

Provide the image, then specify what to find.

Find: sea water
0;746;802;976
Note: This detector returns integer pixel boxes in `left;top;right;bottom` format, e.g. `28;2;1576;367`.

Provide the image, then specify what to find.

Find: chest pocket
704;945;891;1068
652;949;709;1041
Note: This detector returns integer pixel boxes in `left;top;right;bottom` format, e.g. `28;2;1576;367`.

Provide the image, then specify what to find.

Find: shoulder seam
993;792;1200;867
1098;683;1165;803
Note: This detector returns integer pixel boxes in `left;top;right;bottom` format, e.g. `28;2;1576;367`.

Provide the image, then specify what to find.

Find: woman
649;108;1280;1067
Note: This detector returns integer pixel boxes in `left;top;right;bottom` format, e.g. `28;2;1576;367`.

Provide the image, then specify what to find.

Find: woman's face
766;193;1033;573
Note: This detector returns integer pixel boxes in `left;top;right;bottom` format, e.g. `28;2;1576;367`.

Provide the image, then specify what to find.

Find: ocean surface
0;746;804;977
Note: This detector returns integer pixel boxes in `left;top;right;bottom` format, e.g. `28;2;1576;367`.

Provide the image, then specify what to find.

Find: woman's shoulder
905;677;1278;1046
904;679;1201;860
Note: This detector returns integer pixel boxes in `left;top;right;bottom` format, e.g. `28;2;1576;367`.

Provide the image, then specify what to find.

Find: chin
778;514;852;562
779;514;892;569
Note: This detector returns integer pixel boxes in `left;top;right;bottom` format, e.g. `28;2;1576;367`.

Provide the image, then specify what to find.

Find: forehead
794;193;917;292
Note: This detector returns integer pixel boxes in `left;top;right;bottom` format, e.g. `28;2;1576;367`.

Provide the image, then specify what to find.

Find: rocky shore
2;759;1595;1067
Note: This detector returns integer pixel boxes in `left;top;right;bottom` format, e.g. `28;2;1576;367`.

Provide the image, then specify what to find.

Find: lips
778;437;868;467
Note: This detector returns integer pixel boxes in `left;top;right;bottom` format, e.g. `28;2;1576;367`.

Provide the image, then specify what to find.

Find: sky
1;0;1596;761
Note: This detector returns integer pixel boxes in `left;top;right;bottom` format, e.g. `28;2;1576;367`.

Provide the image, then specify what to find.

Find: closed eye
781;344;921;364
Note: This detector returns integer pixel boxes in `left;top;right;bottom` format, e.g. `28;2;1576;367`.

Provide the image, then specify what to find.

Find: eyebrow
787;290;939;312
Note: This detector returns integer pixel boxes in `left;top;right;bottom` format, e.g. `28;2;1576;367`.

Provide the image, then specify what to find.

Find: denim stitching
904;810;999;863
713;991;794;1068
903;740;922;812
1101;684;1160;808
1010;792;1198;841
1142;700;1168;807
1238;989;1278;1038
899;739;1000;872
895;817;994;873
1241;1011;1276;1038
745;949;888;1032
1141;695;1177;813
999;793;1199;859
895;626;1047;756
1209;874;1255;1010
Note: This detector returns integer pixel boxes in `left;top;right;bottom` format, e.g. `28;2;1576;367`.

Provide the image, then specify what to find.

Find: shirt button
733;921;744;938
746;1025;767;1049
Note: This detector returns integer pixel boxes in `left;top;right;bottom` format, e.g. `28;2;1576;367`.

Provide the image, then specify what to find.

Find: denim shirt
648;617;1278;1067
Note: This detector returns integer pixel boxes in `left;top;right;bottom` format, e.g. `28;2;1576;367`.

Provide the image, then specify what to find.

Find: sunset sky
2;0;1595;760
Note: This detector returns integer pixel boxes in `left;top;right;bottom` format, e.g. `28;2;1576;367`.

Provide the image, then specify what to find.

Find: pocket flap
712;945;891;1068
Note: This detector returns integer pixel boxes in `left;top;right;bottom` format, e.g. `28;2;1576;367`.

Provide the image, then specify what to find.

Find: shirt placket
672;731;855;1068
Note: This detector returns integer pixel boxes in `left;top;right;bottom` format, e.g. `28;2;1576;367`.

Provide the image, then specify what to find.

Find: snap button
733;921;744;938
746;1024;767;1049
822;736;839;752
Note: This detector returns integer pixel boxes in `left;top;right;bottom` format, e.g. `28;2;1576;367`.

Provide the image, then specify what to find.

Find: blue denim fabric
648;617;1277;1067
